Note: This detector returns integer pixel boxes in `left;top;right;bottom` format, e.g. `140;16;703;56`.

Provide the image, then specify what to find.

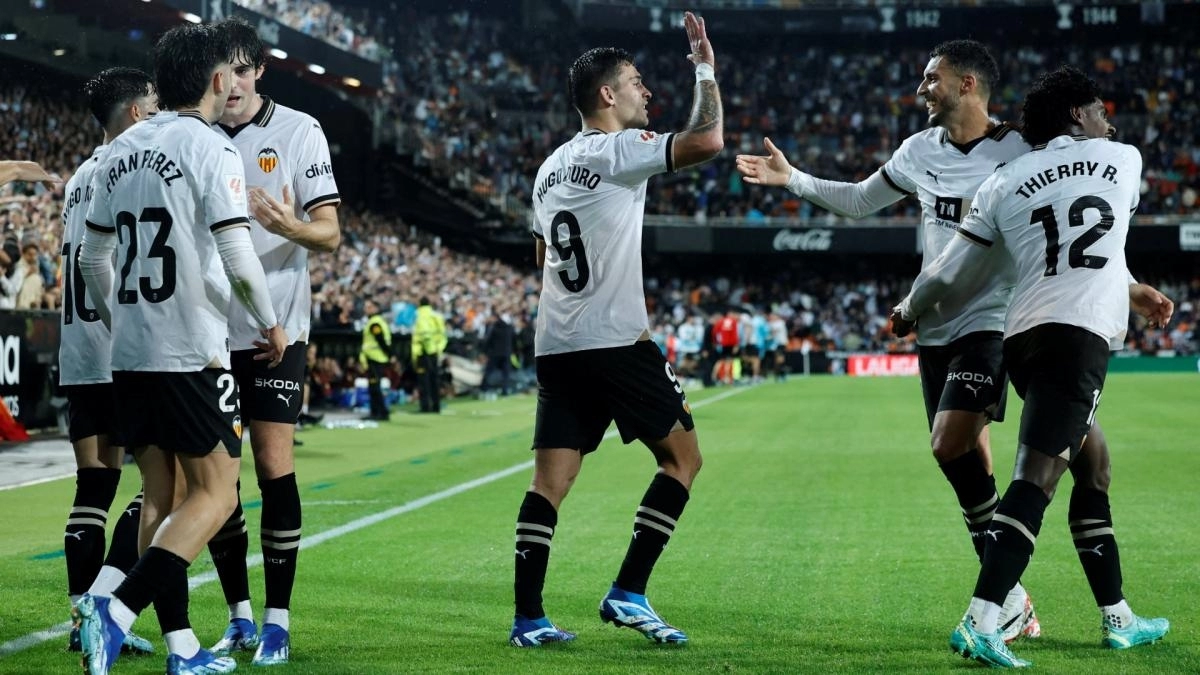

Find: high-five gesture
736;137;793;187
684;11;714;70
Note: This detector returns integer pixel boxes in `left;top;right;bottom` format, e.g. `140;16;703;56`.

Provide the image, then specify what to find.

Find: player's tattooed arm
672;11;723;170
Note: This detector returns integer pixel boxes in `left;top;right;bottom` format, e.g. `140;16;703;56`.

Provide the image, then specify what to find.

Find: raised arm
736;138;906;218
671;12;724;170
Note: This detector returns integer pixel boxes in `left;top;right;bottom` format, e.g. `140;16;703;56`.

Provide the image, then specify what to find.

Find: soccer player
736;40;1168;640
60;66;158;658
72;22;287;675
202;18;341;666
509;11;722;646
892;65;1171;669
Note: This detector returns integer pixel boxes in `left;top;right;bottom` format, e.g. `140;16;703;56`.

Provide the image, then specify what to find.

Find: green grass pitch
0;373;1196;673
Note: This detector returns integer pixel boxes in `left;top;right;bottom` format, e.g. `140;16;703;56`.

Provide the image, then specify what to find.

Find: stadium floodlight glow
0;34;17;41
307;63;326;75
342;76;361;88
269;48;288;60
53;48;66;56
182;12;201;23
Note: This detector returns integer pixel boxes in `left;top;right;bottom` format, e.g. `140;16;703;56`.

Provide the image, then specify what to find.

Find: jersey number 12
1030;195;1113;277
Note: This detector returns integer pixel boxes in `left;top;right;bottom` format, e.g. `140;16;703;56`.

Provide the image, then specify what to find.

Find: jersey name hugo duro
531;128;675;356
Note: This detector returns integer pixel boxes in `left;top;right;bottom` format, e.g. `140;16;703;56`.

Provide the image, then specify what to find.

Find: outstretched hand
684;11;714;69
1129;282;1174;329
736;137;793;187
0;160;61;190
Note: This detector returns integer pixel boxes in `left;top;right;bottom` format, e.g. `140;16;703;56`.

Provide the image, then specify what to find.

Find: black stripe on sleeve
85;220;115;234
531;230;542;240
210;217;250;233
880;168;912;195
303;193;341;212
955;227;994;248
664;133;676;173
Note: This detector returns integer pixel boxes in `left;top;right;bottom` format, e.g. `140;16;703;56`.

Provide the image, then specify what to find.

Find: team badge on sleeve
257;148;279;173
225;175;246;207
636;131;661;145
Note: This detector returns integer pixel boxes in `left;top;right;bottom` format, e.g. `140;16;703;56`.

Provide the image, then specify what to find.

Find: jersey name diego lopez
85;111;250;372
883;124;1029;345
532;128;674;356
60;145;111;385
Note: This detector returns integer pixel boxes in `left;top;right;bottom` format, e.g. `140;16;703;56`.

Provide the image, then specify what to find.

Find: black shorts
112;369;243;457
917;331;1008;429
533;340;695;454
1004;323;1109;460
231;342;306;424
63;383;118;443
743;344;760;358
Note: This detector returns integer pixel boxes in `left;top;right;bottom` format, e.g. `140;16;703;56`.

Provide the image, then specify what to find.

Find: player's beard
927;95;957;128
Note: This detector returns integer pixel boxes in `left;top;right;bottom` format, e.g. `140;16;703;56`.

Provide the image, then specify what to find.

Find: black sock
974;480;1049;604
113;546;190;617
514;491;557;619
260;474;301;611
103;492;143;573
1069;486;1124;607
939;449;998;563
209;482;251;607
65;468;121;596
614;474;690;595
151;555;191;635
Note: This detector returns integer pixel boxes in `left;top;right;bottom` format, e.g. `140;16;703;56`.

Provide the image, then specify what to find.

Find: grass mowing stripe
0;385;749;658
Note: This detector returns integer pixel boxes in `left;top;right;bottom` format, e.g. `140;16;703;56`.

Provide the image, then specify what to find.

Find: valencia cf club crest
257;148;279;174
232;415;243;438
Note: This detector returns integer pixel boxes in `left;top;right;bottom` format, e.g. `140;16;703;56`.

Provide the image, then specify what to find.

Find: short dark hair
153;23;234;110
930;40;999;98
568;47;632;117
217;16;267;69
1020;66;1103;147
83;67;153;128
418;296;430;307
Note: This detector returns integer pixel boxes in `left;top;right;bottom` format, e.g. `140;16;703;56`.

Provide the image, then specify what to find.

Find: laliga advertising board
847;353;920;377
0;310;60;426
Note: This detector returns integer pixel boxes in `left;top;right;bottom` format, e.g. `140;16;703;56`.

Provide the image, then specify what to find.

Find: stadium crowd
232;0;387;61
0;3;1197;406
363;9;1200;221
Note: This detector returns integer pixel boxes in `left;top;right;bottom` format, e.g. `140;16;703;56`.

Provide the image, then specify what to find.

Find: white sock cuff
262;607;290;631
229;600;254;622
163;629;201;659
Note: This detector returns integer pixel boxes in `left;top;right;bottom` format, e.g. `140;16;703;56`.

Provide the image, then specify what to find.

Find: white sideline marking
0;386;748;657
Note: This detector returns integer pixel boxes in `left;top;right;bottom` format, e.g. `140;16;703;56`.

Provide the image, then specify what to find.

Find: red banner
847;354;920;377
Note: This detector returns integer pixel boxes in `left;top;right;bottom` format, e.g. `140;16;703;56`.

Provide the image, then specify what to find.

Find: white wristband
695;63;715;83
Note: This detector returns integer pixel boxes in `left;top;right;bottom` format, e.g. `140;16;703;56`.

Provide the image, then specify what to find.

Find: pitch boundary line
0;385;750;657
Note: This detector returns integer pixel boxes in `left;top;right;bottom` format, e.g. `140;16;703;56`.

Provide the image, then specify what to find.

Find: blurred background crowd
1;0;1196;412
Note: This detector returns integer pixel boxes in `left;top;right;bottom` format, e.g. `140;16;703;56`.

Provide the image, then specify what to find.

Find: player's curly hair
1020;66;1102;147
83;67;153;128
568;47;632;117
930;40;999;98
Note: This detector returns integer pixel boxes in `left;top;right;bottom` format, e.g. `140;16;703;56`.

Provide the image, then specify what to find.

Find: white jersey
85;111;250;372
532;128;674;356
59;145;111;385
959;135;1141;348
214;97;339;350
882;124;1030;345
